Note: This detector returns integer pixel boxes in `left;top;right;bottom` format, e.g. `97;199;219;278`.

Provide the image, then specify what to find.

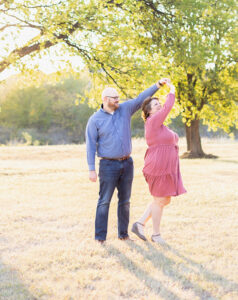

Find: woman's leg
132;196;171;241
137;202;152;225
136;196;171;227
132;202;153;241
151;196;171;235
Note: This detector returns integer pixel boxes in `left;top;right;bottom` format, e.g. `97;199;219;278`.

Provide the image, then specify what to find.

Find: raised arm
148;85;175;128
122;79;168;115
124;84;158;115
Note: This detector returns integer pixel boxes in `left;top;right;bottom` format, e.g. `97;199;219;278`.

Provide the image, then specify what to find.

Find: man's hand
156;78;170;88
89;170;97;182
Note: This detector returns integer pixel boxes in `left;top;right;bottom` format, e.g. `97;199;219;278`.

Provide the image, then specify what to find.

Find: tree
88;0;238;157
0;85;53;129
0;72;95;144
0;1;111;75
0;1;237;156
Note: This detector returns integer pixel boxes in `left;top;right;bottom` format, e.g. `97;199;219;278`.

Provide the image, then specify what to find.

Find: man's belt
101;155;130;161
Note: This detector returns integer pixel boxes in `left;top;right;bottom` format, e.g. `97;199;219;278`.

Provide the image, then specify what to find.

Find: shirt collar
100;104;115;115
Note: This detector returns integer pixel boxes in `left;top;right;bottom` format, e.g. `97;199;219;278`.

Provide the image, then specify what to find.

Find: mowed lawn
0;139;238;300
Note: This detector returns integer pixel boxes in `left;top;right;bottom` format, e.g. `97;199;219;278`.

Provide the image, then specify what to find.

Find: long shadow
127;241;214;299
0;259;37;300
217;159;238;164
128;243;238;299
164;244;238;293
103;243;181;300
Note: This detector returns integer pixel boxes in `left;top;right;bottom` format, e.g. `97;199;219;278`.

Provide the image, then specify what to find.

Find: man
86;79;167;243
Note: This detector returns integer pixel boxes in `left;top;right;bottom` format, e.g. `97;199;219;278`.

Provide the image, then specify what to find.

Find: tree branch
0;1;62;12
22;1;62;9
0;20;85;74
4;12;42;30
62;38;91;61
0;39;56;73
97;61;129;97
142;0;173;18
63;37;129;96
198;87;207;111
0;24;38;32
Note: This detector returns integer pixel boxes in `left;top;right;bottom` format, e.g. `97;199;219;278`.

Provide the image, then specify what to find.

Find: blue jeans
95;157;134;240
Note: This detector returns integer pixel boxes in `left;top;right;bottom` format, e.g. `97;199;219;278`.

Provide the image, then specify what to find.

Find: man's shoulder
88;109;104;121
119;101;132;110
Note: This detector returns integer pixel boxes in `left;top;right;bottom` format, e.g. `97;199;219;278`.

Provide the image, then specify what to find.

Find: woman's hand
165;80;175;94
162;79;175;94
156;78;175;94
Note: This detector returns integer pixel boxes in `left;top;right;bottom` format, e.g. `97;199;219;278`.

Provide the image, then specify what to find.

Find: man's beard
108;102;119;111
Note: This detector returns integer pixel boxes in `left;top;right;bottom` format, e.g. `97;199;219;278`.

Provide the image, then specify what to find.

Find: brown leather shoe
118;236;135;241
96;239;105;244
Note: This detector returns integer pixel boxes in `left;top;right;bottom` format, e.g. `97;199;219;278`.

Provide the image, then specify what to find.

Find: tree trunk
181;119;217;159
185;125;191;151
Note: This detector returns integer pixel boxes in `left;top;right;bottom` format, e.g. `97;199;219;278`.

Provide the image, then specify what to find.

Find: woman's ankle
152;232;160;236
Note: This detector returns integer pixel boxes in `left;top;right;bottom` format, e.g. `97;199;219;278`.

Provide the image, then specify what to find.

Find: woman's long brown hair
141;97;159;122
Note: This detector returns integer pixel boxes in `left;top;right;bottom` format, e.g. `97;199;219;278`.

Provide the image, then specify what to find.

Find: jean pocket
99;159;115;170
127;157;133;165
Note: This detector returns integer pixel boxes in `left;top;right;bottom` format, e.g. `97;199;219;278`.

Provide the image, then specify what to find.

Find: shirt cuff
88;164;95;171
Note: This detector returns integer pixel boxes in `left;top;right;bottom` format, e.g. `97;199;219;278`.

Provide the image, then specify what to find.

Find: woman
131;79;186;244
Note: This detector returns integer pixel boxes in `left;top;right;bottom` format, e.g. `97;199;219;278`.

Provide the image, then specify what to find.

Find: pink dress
143;93;187;197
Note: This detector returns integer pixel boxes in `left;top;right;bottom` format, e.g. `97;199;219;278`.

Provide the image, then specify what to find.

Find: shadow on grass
127;241;238;298
103;243;181;299
165;244;238;294
126;241;213;299
0;260;37;300
218;159;238;164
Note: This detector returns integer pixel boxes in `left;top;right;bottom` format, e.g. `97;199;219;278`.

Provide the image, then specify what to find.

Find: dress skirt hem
143;172;187;198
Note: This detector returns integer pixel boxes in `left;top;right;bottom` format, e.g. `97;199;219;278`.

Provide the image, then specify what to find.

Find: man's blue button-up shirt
86;84;158;170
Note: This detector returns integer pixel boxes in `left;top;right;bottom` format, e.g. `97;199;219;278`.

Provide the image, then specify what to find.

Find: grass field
0;138;238;300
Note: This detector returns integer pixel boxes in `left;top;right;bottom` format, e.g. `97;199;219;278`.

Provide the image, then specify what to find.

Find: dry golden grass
0;138;238;300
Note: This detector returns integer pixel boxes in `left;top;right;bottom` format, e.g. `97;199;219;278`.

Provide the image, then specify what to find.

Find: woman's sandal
151;234;166;244
131;222;147;241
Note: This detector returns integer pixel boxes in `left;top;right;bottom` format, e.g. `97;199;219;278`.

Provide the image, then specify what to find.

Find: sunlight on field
0;138;238;299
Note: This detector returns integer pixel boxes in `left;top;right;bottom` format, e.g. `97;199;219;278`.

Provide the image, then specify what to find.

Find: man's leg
116;157;134;239
95;160;120;241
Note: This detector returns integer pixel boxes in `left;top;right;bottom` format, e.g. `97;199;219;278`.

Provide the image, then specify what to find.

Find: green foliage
92;0;238;133
22;131;32;145
0;73;95;144
0;86;53;130
131;109;144;137
0;0;237;146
